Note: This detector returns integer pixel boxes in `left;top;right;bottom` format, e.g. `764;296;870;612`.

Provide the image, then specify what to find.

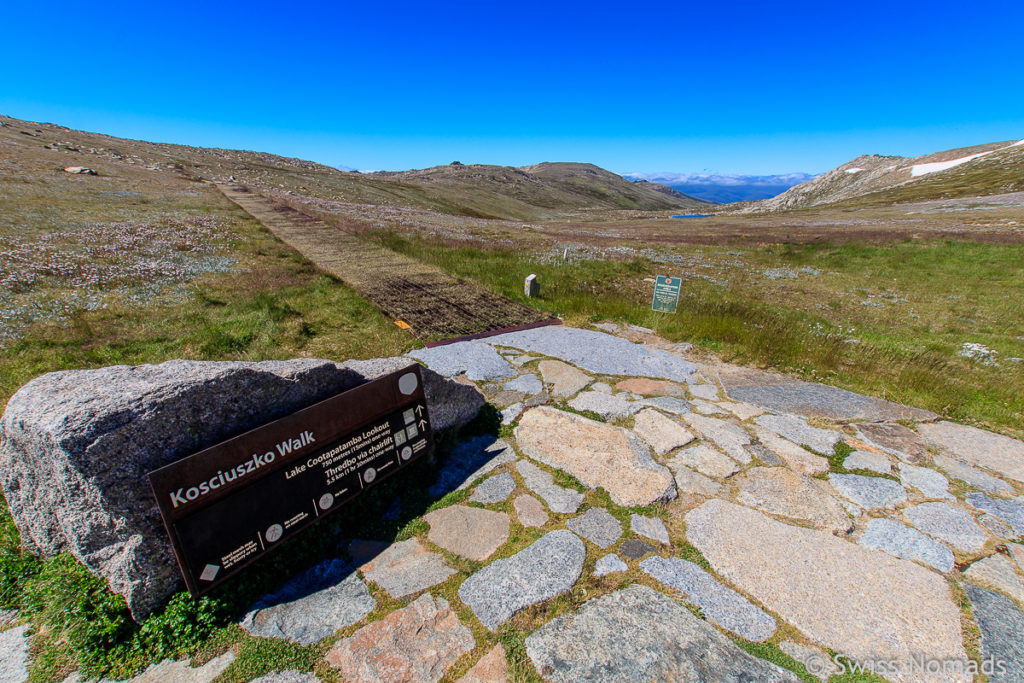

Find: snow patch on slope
910;151;994;177
845;168;865;174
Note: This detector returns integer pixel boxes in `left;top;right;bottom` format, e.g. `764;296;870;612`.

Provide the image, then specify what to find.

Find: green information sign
651;275;681;313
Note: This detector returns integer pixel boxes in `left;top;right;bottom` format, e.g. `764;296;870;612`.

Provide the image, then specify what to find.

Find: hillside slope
0;114;709;221
739;139;1024;212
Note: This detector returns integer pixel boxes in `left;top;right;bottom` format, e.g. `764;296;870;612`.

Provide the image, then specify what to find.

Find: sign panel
148;365;432;595
651;275;681;313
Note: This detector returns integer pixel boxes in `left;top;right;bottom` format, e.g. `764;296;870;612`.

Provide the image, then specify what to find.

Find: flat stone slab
350;538;456;599
632;409;695;455
566;508;622;548
615;378;685;396
933;455;1013;494
734;467;852;533
593;553;628;576
503;374;542;395
919;421;1024;483
755;414;842;454
537;360;591;397
325;593;474;683
905;502;989;553
458;529;585;630
250;673;322;683
855;422;930;463
642;396;692;415
241;560;375;645
490;390;525;408
512;493;548;527
965;494;1024;535
407;341;515;381
619;538;657;559
858;518;954;572
424;505;510;562
669;443;739;479
982;514;1016;540
484;327;698;382
719;366;936;422
689;384;721;400
114;652;236;683
753;426;829;475
500;403;524;425
685;500;969;683
524;585;800;683
515;407;676;508
669;464;723;497
0;624;29;683
470;472;516;504
630;514;669;545
681;413;752;463
430;436;517;497
458;644;507;683
899;464;952;499
964;584;1024;682
718;401;765;420
692;399;727;415
843;450;892;474
567;391;641;420
515;460;584;514
828;473;907;509
640;556;777;641
964;554;1024;604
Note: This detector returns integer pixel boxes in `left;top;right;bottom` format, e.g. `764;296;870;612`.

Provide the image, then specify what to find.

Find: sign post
651;275;681;313
148;365;432;595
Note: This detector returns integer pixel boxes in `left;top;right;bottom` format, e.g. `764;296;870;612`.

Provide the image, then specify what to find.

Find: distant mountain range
622;172;817;203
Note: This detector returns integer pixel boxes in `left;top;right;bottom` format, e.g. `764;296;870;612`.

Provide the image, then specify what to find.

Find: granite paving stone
537;360;591;398
619;538;658;559
668;463;723;497
523;392;550;407
590;382;613;394
430;436;517;497
685;500;969;683
691;399;727;415
424;505;510;562
524;585;800;683
458;529;586;630
515;407;676;507
778;641;839;681
905;502;989;553
499;403;523;425
981;514;1016;540
490;390;525;408
964;554;1024;604
325;593;474;683
470;472;516;504
614;378;686;396
919;421;1024;483
746;442;783;465
964;494;1024;535
734;467;853;533
899;463;953;499
933;455;1014;494
641;395;692;415
630;514;670;545
828;473;907;509
511;354;540;367
566;508;622;549
503;374;542;395
240;560;375;645
512;493;549;527
250;672;322;683
843;450;892;474
669;443;739;479
515;460;584;514
407;341;515;381
753;426;829;475
632;408;695;455
1007;542;1024;571
111;652;236;683
351;538;457;599
718;401;766;420
755;414;842;454
855;422;931;463
567;391;641;420
483;327;698;381
0;624;29;683
681;413;752;463
689;384;721;401
857;518;954;572
640;556;777;641
964;584;1024;682
593;553;628;576
458;644;507;683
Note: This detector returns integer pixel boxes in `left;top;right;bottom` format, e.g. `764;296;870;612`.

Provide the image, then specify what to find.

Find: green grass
374;231;1024;437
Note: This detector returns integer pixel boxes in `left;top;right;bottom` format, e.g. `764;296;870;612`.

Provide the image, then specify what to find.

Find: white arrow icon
418;418;428;430
415;405;425;417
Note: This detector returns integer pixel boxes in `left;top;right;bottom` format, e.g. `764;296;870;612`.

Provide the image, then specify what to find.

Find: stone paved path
23;321;1024;682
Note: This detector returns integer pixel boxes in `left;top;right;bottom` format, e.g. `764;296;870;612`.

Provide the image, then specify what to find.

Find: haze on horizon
1;1;1021;177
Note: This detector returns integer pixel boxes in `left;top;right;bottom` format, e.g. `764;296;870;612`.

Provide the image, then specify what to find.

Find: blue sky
1;1;1021;175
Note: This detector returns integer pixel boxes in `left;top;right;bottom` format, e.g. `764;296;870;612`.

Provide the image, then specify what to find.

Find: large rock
458;529;585;630
325;593;475;683
733;467;852;533
919;421;1024;483
0;357;480;619
964;584;1024;682
515;407;676;507
524;585;800;682
685;500;969;683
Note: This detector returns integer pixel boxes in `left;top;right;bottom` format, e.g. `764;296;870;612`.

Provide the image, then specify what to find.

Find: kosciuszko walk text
148;365;433;595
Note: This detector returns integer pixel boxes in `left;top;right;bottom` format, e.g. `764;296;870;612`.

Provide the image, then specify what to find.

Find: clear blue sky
2;1;1021;175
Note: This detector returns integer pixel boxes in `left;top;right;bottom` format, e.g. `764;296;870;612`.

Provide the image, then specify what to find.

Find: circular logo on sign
318;493;334;510
265;524;283;543
363;467;377;484
398;372;418;395
401;445;413;461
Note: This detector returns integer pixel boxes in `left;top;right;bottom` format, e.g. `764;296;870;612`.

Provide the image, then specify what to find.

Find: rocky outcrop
0;357;482;619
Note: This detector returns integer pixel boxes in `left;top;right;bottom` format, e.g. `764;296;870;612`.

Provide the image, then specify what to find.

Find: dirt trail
217;184;556;342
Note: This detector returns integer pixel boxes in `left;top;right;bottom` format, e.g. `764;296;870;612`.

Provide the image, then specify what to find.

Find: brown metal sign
148;364;433;595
